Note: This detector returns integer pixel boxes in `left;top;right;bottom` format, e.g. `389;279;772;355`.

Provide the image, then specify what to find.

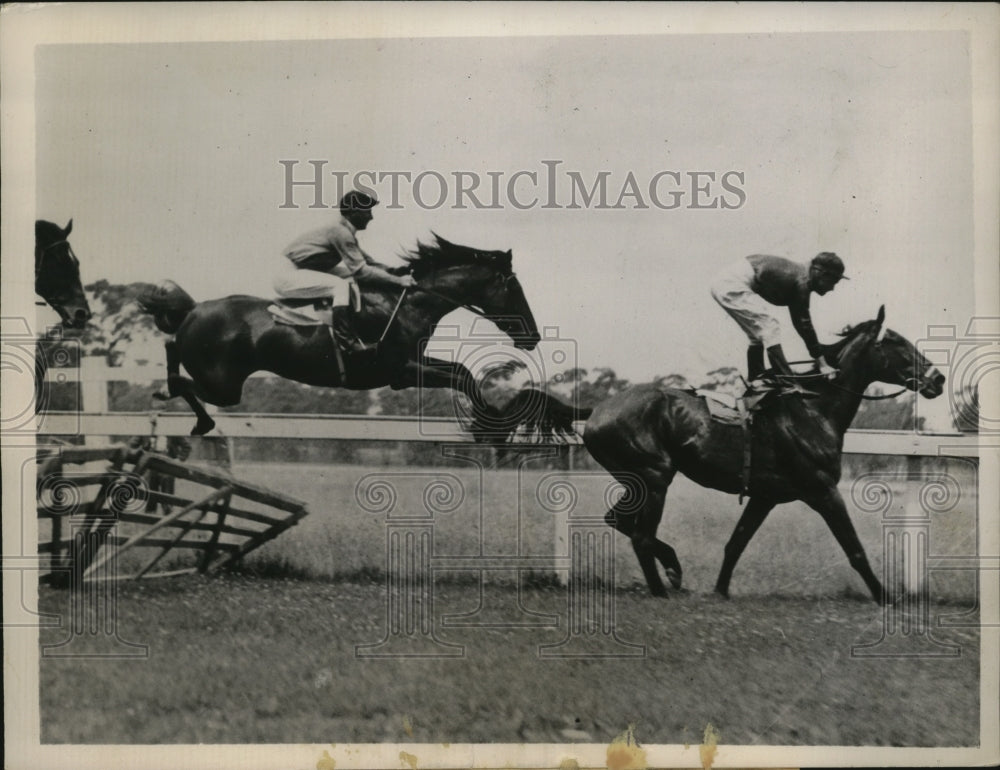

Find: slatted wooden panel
36;445;309;582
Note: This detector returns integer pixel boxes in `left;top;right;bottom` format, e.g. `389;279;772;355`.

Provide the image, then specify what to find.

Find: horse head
406;234;541;350
832;306;945;398
35;219;92;328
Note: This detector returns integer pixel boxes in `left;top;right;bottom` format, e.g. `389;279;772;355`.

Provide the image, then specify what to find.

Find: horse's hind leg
604;471;680;597
153;339;216;436
714;496;777;598
636;483;684;595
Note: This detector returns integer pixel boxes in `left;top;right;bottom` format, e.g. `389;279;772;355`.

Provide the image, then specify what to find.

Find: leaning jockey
273;190;415;352
711;252;848;383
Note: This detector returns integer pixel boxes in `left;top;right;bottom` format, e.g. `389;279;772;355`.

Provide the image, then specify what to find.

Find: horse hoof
152;391;169;402
881;589;901;607
190;418;215;436
665;569;683;591
713;588;730;600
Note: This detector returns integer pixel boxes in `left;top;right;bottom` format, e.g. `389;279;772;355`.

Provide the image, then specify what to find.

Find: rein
374;271;515;346
779;359;928;400
410;271;517;316
831;382;911;400
35;239;72;279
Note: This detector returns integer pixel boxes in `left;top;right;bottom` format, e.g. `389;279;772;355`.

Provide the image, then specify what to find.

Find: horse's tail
135;280;197;334
476;387;594;443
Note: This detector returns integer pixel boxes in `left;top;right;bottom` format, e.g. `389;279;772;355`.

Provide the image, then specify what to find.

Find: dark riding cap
340;190;379;214
812;252;849;280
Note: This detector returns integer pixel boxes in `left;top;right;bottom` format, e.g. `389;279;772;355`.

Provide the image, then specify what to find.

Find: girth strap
737;397;753;504
329;327;346;383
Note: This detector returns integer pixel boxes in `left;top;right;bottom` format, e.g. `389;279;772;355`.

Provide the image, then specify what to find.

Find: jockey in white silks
273;190;415;352
711;252;848;383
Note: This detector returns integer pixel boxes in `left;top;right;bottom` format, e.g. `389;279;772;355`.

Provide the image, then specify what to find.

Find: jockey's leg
747;344;765;382
330;305;372;355
765;343;794;378
275;261;371;357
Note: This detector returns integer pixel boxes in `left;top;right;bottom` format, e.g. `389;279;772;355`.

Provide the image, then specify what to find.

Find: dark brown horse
500;307;944;602
137;235;548;437
35;219;92;328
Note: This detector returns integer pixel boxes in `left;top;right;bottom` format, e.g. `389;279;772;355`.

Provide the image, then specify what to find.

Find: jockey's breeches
710;258;781;348
273;258;359;310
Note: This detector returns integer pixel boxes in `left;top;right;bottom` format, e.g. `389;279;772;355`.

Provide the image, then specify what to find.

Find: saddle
266;300;376;381
695;377;813;502
267;298;325;326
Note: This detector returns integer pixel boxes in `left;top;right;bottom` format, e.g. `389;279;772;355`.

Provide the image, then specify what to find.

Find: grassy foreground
39;574;979;746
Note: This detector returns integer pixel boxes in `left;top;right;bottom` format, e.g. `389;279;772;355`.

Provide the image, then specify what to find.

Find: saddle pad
695;389;742;425
267;304;324;326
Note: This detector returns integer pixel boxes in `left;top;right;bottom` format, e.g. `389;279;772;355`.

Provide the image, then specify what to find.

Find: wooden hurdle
37;444;309;582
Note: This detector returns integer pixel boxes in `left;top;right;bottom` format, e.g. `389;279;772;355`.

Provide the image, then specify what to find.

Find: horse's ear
875;305;887;342
63;219;73;236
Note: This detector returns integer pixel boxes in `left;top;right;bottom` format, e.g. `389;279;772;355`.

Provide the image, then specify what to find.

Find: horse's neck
370;276;465;341
818;340;874;434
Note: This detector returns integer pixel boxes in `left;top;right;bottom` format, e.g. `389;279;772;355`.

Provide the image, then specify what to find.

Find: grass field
39;575;980;745
38;456;982;746
233;460;979;601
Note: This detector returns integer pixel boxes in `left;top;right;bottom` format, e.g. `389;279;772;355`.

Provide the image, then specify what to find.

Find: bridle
412;268;519;316
783;338;936;400
376;264;519;345
35;239;79;307
35;238;77;279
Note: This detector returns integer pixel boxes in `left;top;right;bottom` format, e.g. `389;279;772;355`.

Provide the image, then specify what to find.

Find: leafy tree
76;280;161;365
698;366;742;395
377;385;463;417
223;379;372;415
654;373;690;390
555;367;631;406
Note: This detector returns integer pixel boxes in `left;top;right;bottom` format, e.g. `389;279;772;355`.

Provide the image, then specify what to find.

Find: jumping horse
137;234;552;438
498;307;945;602
35;219;92;328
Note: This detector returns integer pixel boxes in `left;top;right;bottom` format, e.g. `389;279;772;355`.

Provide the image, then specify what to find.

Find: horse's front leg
392;357;504;439
714;496;777;598
806;487;885;604
153;339;216;436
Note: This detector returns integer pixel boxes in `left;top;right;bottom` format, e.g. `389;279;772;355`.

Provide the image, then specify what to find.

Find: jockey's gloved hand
815;356;837;379
398;274;416;288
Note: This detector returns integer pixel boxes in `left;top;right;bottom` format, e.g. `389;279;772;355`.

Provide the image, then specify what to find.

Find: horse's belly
676;455;743;494
673;422;761;495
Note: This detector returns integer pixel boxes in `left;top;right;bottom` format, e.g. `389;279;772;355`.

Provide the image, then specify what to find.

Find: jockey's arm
353;262;414;288
361;252;411;277
332;232;414;288
789;299;835;375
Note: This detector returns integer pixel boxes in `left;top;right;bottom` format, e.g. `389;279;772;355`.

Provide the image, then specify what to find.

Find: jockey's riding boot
747;345;765;383
331;311;372;355
765;344;795;379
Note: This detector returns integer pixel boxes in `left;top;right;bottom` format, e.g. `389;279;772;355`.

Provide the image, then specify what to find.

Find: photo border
3;3;998;768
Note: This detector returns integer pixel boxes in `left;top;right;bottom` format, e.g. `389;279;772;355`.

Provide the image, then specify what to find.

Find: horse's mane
823;318;883;361
401;233;509;278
